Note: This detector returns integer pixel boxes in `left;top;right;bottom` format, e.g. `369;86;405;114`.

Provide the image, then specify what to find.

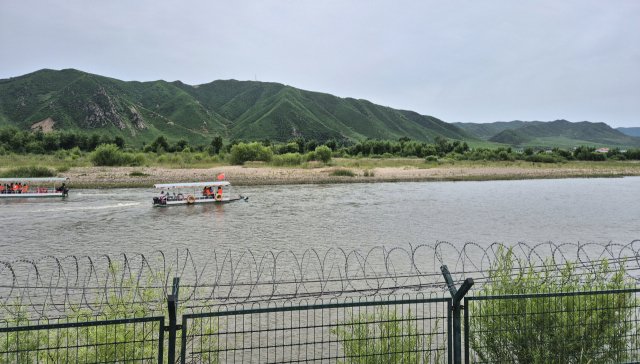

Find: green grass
1;166;56;178
129;170;149;177
330;169;356;177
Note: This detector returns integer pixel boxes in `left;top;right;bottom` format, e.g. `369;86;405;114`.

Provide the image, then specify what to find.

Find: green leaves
469;246;637;363
332;307;442;364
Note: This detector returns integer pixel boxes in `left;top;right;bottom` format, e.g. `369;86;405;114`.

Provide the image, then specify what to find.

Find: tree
42;132;60;152
98;133;114;146
398;136;411;144
305;140;317;152
289;137;306;154
284;142;299;154
262;137;272;147
523;147;534;156
88;132;101;150
114;136;126;149
315;145;332;163
325;139;337;152
174;138;188;151
210;135;224;154
150;135;170;153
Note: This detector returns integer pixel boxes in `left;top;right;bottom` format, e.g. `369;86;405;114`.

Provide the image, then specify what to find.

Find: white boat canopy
154;181;230;189
0;177;68;182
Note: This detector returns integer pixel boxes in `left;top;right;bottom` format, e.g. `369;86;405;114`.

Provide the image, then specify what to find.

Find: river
1;177;639;261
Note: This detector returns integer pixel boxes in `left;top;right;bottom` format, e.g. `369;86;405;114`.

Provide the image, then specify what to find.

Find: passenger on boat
217;186;223;197
159;191;166;204
56;183;66;192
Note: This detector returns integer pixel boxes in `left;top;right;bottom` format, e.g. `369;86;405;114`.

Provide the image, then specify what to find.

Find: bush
425;155;438;162
129;170;149;177
229;142;274;165
332;306;443;364
315;145;332;163
469;246;635;363
133;153;146;165
1;166;56;178
271;153;303;166
193;153;203;161
90;144;124;166
331;169;356;177
305;151;317;162
0;265;223;363
56;165;70;173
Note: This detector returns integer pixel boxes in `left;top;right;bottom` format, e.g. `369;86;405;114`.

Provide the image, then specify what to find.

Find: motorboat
152;181;248;207
0;177;69;198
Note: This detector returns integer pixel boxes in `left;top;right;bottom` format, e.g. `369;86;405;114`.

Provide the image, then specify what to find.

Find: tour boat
152;181;248;207
0;177;69;198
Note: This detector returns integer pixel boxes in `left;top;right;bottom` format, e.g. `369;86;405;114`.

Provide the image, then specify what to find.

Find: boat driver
159;191;166;204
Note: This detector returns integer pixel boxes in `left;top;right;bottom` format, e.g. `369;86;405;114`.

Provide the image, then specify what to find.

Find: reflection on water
1;177;639;260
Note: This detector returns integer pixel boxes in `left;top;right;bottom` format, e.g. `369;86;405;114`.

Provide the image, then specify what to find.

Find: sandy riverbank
59;162;640;188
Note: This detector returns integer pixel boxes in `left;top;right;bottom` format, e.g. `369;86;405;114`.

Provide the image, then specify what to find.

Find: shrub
425;155;438;162
156;155;168;163
193;153;203;161
0;265;223;363
133;153;146;165
1;166;56;178
469;246;635;363
56;165;70;173
90;144;124;166
305;151;317;162
315;145;332;163
129;170;149;177
271;153;303;166
229;142;274;165
331;169;356;177
332;306;443;364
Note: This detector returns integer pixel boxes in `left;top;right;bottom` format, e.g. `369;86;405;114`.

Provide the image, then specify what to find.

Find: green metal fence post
441;265;474;364
167;277;180;364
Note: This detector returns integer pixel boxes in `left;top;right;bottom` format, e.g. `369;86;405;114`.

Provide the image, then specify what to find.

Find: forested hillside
0;69;479;146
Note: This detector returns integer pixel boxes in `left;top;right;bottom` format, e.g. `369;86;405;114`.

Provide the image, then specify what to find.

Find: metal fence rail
0;315;164;363
465;288;640;363
181;294;451;364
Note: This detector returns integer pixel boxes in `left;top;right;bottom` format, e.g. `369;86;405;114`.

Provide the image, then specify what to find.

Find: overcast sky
1;1;638;127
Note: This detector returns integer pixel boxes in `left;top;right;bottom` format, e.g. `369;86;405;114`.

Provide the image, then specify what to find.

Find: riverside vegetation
1;128;640;184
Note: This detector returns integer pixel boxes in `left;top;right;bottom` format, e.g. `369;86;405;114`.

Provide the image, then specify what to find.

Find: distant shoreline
48;162;640;188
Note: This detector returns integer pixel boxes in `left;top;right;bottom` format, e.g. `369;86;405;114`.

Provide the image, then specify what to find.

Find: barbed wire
1;240;639;318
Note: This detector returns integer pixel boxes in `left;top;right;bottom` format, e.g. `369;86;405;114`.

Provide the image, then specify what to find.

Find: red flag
217;173;225;180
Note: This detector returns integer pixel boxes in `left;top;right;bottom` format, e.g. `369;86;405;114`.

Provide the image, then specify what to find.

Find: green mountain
617;127;640;137
487;129;533;145
455;120;640;147
0;69;480;146
452;121;543;139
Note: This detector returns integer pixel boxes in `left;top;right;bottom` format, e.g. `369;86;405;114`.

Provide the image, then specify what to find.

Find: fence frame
464;287;640;363
0;315;166;363
180;296;452;364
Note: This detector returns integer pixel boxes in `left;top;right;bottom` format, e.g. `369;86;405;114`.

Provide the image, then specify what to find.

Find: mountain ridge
0;69;480;146
454;120;640;147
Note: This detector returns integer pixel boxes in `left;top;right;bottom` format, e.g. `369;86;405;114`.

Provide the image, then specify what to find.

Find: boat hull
0;192;67;198
153;196;248;207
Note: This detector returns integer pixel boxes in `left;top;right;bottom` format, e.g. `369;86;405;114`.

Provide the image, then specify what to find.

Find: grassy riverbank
2;155;638;188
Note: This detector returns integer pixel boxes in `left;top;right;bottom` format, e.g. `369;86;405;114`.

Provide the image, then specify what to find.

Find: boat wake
33;202;143;213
